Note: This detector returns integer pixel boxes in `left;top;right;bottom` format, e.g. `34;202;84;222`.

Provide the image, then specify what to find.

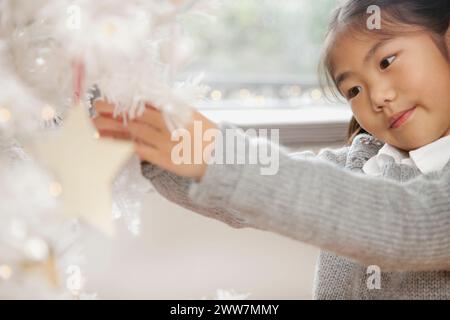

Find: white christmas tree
0;0;213;298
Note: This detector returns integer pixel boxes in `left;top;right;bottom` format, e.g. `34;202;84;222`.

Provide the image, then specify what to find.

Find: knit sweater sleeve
187;122;450;272
141;124;349;230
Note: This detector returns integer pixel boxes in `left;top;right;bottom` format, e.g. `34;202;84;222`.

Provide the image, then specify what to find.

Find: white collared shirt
363;135;450;176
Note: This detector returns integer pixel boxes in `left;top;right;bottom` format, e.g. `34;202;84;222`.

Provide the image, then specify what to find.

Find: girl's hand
92;100;218;182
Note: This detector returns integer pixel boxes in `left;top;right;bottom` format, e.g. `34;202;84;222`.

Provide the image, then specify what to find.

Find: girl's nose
369;84;397;112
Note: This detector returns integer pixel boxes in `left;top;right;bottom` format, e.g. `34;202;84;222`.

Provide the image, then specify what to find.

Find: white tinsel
0;0;213;236
0;0;217;298
112;155;152;236
0;0;211;138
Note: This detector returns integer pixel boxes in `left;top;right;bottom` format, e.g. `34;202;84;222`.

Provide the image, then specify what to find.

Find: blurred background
82;0;352;300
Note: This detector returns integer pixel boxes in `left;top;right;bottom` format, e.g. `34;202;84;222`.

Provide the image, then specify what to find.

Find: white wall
82;142;343;300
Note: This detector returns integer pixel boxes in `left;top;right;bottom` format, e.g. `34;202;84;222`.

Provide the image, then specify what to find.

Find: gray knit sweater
141;122;450;300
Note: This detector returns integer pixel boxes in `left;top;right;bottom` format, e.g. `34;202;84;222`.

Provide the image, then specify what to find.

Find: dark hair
319;0;450;145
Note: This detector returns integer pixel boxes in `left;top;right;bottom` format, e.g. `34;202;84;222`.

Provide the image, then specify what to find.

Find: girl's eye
347;86;362;99
380;55;396;70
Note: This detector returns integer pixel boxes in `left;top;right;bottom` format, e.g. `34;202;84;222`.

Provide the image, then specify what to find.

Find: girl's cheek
350;101;366;123
350;108;365;128
396;55;426;97
351;105;376;134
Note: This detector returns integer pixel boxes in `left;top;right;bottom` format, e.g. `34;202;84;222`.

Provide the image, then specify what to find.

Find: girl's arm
187;122;450;272
142;126;350;230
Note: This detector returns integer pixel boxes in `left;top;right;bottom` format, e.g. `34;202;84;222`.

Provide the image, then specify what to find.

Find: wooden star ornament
24;104;134;235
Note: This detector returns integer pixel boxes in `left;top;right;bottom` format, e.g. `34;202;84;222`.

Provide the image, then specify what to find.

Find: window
181;0;341;109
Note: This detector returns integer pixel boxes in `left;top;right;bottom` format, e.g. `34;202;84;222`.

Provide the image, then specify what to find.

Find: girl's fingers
93;100;115;115
134;142;163;167
128;122;165;147
94;100;170;137
92;116;128;133
93;100;125;121
135;107;167;133
98;130;132;141
145;103;158;111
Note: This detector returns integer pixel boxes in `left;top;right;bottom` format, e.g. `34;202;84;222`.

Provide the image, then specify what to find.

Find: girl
92;0;450;299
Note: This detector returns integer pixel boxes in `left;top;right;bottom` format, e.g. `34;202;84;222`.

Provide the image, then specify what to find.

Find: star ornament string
45;0;210;128
0;0;216;232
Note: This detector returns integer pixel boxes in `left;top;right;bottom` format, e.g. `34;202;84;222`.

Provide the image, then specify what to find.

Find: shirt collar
377;143;409;163
363;135;450;175
409;134;450;174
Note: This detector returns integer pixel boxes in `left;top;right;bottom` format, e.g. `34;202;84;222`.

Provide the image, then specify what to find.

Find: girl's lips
389;107;416;129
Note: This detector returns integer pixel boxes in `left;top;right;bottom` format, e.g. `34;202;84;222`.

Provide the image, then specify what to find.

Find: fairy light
103;22;118;36
93;131;100;140
311;89;323;101
239;88;251;99
0;107;11;123
49;181;63;198
35;57;46;66
0;265;13;280
255;95;266;106
24;238;50;262
289;85;302;97
41;105;56;121
210;90;223;101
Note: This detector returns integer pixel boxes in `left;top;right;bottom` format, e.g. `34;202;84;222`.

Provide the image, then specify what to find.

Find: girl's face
331;29;450;151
